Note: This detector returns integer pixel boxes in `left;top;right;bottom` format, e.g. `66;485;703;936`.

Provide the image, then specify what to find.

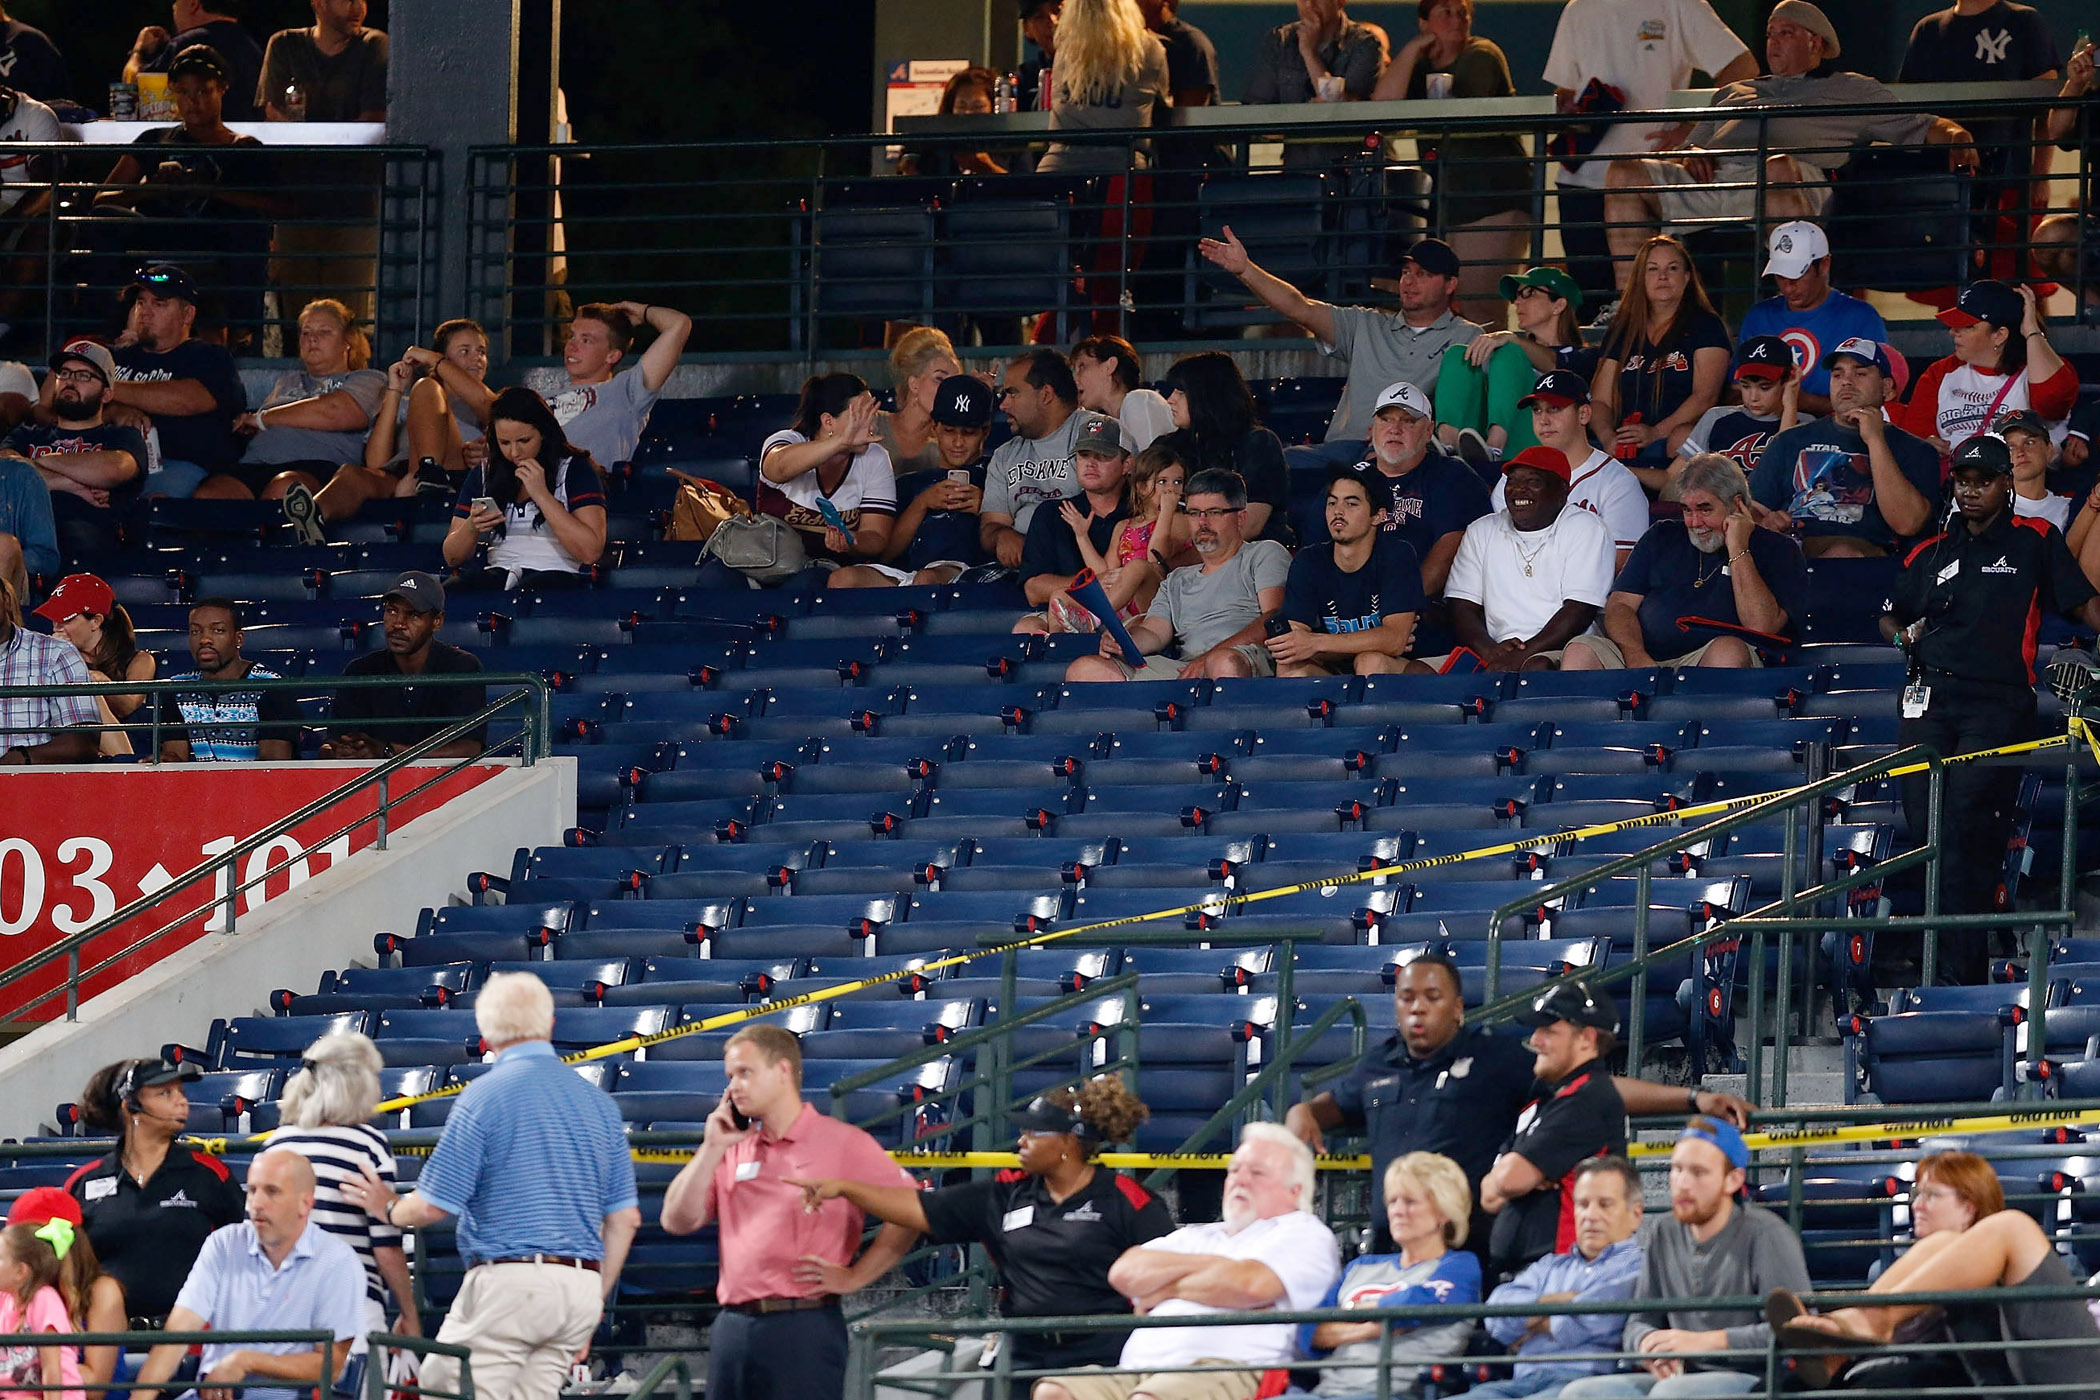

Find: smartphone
947;469;971;486
1264;615;1292;639
470;496;498;516
722;1093;750;1130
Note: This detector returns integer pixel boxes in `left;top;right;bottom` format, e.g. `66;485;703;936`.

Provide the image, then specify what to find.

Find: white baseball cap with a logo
1373;381;1431;419
1763;221;1830;279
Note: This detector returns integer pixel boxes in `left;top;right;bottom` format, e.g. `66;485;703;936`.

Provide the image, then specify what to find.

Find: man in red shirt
660;1025;917;1400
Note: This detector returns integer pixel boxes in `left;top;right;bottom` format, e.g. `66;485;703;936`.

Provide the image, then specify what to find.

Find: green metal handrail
363;1332;476;1400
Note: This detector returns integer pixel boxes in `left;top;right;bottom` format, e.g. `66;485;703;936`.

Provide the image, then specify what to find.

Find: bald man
135;1147;367;1400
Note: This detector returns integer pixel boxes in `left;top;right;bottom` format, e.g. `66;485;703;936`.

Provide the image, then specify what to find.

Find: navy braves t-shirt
1750;419;1943;551
1372;452;1491;573
1283;535;1426;635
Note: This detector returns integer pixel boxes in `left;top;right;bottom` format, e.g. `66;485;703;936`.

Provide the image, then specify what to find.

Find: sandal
1764;1288;1850;1388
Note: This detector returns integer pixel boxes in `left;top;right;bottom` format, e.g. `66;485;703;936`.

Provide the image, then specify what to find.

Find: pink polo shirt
708;1102;915;1304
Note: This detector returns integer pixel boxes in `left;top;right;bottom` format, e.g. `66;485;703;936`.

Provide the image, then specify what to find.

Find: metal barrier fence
0;672;550;1025
463;85;2098;358
0;1327;467;1400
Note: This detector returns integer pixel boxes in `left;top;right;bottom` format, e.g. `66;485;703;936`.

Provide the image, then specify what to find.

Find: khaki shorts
1047;1360;1265;1400
1115;644;1276;680
1565;633;1765;669
1632;157;1832;226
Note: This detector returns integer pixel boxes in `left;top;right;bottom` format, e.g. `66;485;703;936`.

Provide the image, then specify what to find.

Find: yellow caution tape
347;725;2081;1118
1624;1103;2100;1157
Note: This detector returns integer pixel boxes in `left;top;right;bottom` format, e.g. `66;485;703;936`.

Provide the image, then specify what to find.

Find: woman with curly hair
788;1075;1171;1372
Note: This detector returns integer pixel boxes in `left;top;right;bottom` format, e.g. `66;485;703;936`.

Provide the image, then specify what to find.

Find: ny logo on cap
954;390;974;412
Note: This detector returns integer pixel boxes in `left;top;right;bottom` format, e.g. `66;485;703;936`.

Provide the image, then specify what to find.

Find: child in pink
0;1221;84;1400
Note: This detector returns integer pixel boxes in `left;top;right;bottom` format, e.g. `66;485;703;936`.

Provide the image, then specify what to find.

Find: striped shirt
415;1040;637;1263
265;1123;402;1306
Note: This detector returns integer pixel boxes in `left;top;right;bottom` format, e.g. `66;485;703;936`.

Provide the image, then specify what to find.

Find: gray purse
703;512;808;585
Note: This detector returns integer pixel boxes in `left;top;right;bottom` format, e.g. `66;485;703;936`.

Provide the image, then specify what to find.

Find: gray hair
281;1032;383;1129
1184;467;1247;509
475;971;555;1047
1669;453;1752;506
1238;1121;1317;1211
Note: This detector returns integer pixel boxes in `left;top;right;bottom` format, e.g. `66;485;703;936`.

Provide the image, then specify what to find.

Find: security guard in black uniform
1883;433;2100;980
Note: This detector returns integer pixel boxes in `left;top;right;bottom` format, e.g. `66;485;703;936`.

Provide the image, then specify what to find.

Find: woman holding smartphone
441;387;608;590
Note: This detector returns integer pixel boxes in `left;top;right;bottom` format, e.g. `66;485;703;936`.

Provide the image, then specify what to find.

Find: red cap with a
31;574;115;625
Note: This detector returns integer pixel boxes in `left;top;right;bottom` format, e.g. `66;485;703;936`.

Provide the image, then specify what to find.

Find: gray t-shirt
983;409;1085;533
1622;1203;1813;1372
529;367;658;470
1688;70;1936;173
244;367;386;466
1323;308;1483;442
1148;539;1292;655
1037;36;1171;174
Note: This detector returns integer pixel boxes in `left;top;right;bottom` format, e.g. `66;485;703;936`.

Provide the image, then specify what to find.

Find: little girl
0;1222;84;1400
1021;440;1191;635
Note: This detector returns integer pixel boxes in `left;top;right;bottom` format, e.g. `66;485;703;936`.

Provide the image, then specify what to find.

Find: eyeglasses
52;369;102;384
1513;285;1553;300
1185;507;1242;523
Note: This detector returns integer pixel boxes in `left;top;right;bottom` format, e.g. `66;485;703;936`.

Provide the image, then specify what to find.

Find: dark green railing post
1630;860;1651;1071
1773;801;1798;1106
1923;758;1945;985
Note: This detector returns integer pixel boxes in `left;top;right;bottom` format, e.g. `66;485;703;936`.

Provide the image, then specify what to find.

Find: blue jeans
1285;438;1370;472
145;458;208;499
1557;1371;1761;1398
1468;1373;1582;1399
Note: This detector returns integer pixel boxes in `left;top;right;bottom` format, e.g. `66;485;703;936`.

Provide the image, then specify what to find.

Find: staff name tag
734;1160;761;1182
1002;1206;1035;1232
1937;560;1960;585
84;1177;117;1201
1901;683;1931;719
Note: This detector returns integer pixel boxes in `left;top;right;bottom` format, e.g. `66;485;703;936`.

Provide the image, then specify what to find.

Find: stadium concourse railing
0;1327;473;1400
0;143;440;360
0;673;551;1026
462;82;2097;359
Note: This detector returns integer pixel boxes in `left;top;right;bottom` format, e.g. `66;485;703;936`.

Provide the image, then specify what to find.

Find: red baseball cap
31;574;115;625
1504;445;1572;485
6;1187;82;1229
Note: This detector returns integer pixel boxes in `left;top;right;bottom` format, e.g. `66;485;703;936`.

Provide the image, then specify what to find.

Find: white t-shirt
1447;505;1617;644
756;430;898;539
0;95;64;215
2015;491;2072;532
1120;388;1177;454
1119;1211;1342;1371
1492;448;1649;553
1543;0;1750;189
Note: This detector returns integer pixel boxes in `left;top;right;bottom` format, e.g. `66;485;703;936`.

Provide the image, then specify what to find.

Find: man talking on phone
661;1025;919;1400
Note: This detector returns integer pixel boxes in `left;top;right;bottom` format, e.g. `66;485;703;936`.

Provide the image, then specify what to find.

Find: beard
1687;527;1726;554
54;395;102;425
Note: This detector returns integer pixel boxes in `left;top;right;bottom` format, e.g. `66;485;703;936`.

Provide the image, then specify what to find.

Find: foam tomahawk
1067;568;1142;664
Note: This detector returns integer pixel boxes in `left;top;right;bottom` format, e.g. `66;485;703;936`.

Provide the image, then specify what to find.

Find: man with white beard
1561;453;1807;671
1032;1124;1341;1400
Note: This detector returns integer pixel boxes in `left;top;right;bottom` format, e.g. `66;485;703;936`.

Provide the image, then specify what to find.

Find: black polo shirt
331;642;489;749
1887;510;2096;687
920;1166;1173;1366
67;1147;245;1320
1017;490;1133;594
1488;1059;1626;1272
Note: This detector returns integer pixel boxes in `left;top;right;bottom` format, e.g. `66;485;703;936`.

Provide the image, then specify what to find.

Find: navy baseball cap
1950;434;2013;476
1517;981;1620;1034
1821;337;1891;375
931;376;994;429
383;571;448;614
1938;280;2024;330
1519;370;1590;408
132;263;197;303
1396;238;1461;280
1735;335;1794;381
1327;459;1395;515
1013;1094;1100;1141
1994;409;2049;440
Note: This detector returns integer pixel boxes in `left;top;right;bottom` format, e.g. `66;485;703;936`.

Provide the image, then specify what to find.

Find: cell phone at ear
722;1094;750;1130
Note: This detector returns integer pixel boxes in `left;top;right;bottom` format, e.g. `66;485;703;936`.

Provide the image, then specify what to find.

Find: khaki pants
1561;634;1765;669
420;1262;602;1400
1049;1360;1264;1400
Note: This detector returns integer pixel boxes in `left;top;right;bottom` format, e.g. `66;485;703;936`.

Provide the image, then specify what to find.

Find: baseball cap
1373;380;1431;420
930;375;993;430
1821;337;1891;375
1735;335;1794;382
1505;445;1573;485
1516;981;1620;1034
5;1188;82;1230
120;1057;201;1099
50;338;116;387
382;570;447;614
132;263;197;303
31;573;115;625
1396;237;1461;281
1761;220;1829;279
1071;413;1125;457
1950;433;2014;476
1881;342;1911;398
1770;0;1841;57
1679;1116;1751;1170
1518;369;1591;408
1012;1093;1101;1141
1994;408;2050;440
1498;265;1582;311
1327;459;1396;515
166;43;229;83
1937;279;2024;330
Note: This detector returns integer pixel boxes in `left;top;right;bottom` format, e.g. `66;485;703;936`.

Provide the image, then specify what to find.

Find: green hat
1498;266;1582;312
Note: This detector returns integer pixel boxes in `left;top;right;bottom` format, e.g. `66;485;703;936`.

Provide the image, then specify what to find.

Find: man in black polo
321;572;486;760
1015;413;1133;617
1884;434;2100;980
1481;983;1627;1276
1285;955;1751;1253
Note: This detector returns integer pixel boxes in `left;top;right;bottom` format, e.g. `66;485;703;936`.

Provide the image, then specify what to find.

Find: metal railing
0;672;550;1026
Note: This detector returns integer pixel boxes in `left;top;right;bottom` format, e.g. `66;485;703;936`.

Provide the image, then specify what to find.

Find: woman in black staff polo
65;1058;244;1324
788;1075;1172;1376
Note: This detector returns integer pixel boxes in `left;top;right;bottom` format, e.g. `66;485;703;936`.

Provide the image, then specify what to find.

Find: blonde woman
208;297;386;504
1301;1151;1481;1399
266;1033;421;1349
1037;0;1169;175
877;327;963;473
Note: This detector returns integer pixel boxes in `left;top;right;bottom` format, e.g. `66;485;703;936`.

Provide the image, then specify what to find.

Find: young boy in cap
1675;336;1811;476
829;375;991;588
1997;408;2070;531
1501;370;1648;567
1269;461;1423;676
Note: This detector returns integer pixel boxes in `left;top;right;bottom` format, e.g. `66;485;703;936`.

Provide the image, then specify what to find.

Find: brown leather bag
667;472;750;542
